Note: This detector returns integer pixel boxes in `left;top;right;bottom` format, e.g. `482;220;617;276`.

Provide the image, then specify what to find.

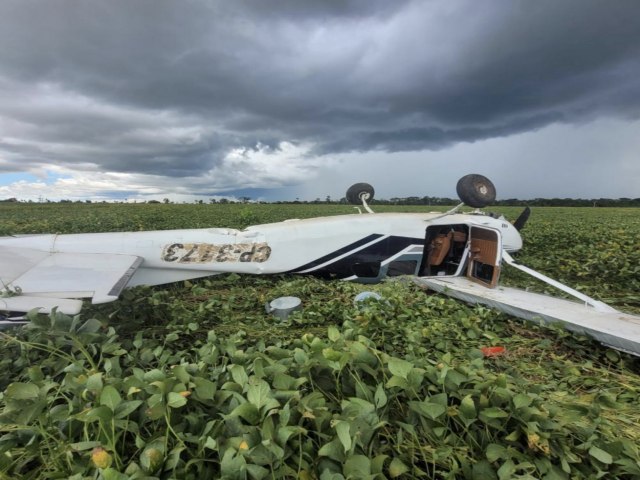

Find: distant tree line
2;196;640;207
272;196;640;207
379;197;640;207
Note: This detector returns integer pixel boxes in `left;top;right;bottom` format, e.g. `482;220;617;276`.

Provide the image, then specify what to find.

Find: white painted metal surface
0;210;522;313
0;295;83;315
415;276;640;356
0;172;530;319
7;253;142;304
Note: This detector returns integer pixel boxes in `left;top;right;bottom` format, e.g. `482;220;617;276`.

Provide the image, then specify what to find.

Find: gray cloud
0;0;639;187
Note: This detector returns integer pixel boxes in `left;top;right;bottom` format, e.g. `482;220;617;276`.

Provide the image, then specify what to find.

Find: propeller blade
513;207;531;231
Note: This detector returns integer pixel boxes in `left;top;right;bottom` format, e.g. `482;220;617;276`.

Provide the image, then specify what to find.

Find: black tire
456;174;496;208
346;183;375;205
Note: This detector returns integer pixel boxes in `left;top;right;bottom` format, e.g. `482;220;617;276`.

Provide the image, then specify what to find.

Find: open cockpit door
420;224;502;288
466;226;502;288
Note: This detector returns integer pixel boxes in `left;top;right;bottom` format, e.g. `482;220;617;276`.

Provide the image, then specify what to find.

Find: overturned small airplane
1;174;639;356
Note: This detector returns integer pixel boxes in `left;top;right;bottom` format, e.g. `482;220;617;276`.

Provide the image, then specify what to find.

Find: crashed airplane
1;174;639;356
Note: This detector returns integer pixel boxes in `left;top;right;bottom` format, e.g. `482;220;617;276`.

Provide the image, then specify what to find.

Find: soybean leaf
115;400;143;419
100;385;122;411
389;458;409;478
371;454;388;474
589;446;613;465
247;379;271;410
480;407;509;418
410;401;446;420
344;455;371;477
194;378;216;399
78;318;103;334
5;382;39;401
318;438;345;462
167;392;187;408
229;402;260;425
229;365;249;388
374;383;387;409
335;421;352;453
497;459;516;480
86;373;103;392
513;393;533;409
100;468;129;480
388;358;413;379
328;326;340;342
69;441;101;451
486;443;507;462
246;464;269;480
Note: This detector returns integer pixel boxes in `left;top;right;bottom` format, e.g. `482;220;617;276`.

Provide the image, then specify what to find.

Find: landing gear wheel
346;183;375;205
456;174;496;208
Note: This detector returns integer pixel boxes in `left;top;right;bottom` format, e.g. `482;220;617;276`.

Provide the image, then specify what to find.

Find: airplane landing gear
456;174;496;208
346;183;375;205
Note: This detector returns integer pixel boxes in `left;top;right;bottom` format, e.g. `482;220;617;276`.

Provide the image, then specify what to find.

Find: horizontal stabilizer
3;252;143;309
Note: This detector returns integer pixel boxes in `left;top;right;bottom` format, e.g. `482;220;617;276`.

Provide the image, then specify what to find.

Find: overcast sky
1;0;639;202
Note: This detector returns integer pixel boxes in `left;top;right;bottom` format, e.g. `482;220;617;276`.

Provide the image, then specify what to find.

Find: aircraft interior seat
430;232;452;265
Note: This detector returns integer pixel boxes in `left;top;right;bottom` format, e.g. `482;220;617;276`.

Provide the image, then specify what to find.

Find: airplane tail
513;207;531;231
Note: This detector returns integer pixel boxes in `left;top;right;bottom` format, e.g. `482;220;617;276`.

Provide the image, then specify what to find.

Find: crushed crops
0;203;639;479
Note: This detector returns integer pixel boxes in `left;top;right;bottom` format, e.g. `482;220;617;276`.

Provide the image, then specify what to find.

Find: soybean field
0;202;639;479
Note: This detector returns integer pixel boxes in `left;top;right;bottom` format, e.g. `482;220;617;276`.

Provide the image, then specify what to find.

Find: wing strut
502;251;617;313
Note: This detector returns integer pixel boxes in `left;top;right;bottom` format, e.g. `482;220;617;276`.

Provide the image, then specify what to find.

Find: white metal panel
0;295;83;315
127;267;218;287
415;276;640;356
9;253;142;304
0;247;50;285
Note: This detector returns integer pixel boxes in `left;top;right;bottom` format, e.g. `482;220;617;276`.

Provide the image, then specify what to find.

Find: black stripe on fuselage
290;235;423;279
287;234;384;273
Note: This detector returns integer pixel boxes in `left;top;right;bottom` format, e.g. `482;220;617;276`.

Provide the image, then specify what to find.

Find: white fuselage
0;212;522;287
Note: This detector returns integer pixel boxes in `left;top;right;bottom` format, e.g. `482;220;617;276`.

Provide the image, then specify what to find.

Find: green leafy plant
1;203;639;478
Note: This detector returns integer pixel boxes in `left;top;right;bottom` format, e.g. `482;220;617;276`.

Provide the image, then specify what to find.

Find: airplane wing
414;275;640;356
414;249;640;357
1;248;142;315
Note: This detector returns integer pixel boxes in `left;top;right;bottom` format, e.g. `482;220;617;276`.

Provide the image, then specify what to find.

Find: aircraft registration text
162;242;271;263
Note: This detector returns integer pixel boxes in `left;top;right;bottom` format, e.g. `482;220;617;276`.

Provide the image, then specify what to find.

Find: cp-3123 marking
162;242;271;263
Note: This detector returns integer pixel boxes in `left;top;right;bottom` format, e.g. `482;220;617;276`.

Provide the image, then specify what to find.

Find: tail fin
513;207;531;231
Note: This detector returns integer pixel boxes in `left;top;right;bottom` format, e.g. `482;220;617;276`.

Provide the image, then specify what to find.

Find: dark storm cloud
0;0;639;179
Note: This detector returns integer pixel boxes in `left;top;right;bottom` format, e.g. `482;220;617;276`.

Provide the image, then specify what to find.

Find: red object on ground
481;346;506;357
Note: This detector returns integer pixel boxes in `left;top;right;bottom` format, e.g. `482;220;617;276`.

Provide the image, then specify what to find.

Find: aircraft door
466;226;502;287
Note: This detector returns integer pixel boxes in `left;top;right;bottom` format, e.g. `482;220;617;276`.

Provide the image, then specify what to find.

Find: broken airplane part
1;174;639;357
